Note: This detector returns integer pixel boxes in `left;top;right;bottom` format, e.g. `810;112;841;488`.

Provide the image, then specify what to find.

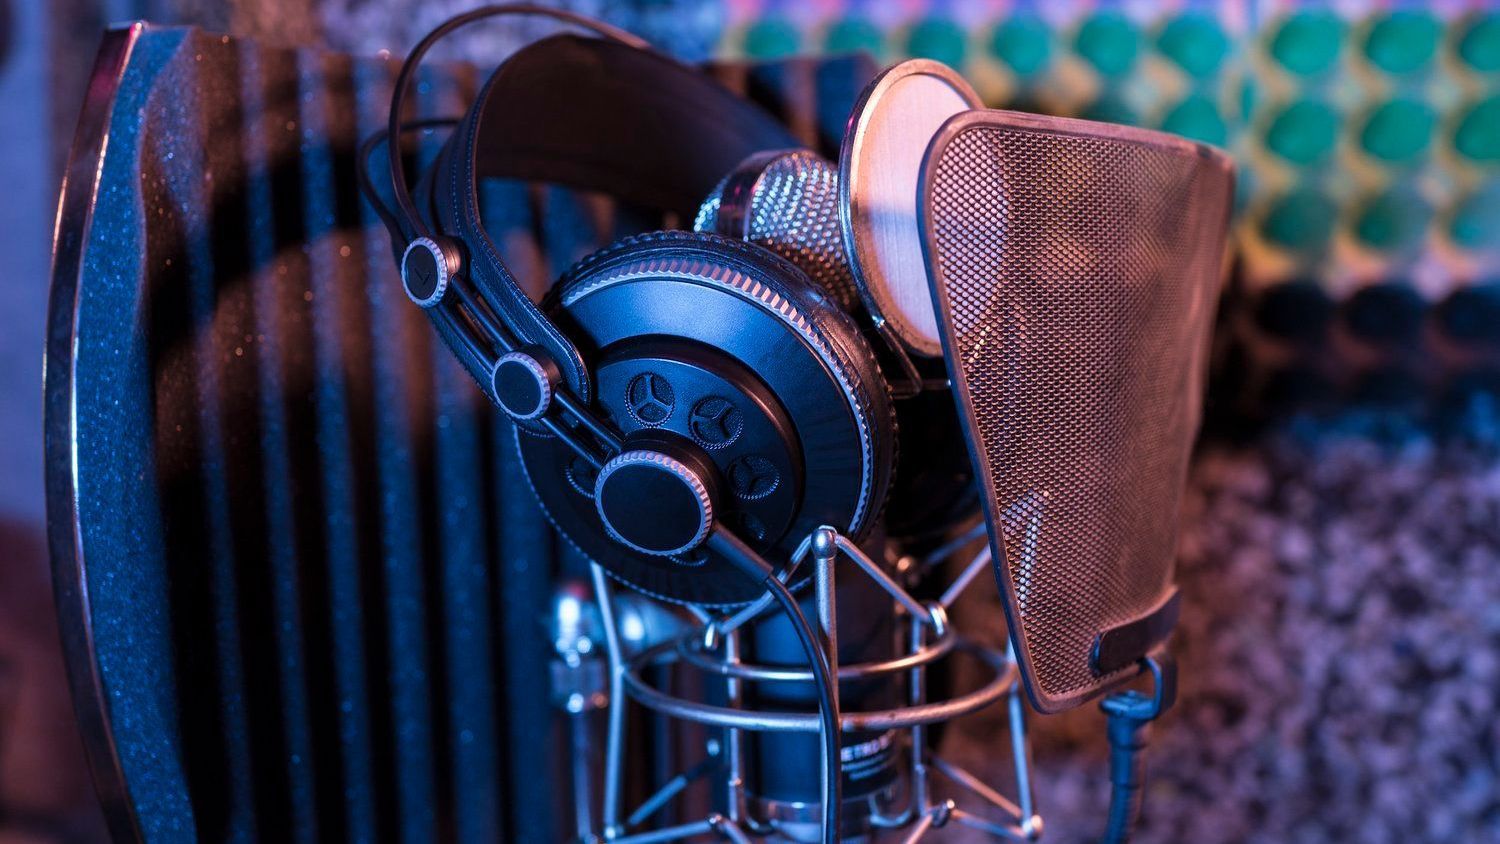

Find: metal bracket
561;525;1043;842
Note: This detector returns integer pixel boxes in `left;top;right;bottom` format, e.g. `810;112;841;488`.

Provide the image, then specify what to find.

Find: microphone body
741;548;901;838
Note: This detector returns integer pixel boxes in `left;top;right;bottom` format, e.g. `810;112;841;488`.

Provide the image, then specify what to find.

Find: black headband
467;35;801;219
424;34;801;396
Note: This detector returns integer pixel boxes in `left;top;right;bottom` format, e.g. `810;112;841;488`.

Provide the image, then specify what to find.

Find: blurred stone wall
946;405;1500;843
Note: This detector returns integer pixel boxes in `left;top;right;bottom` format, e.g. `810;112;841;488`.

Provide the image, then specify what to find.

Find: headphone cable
761;576;843;844
709;529;843;844
356;117;462;243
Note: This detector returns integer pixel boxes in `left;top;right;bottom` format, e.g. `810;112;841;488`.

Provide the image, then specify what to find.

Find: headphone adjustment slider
493;347;559;421
401;236;462;308
594;441;718;558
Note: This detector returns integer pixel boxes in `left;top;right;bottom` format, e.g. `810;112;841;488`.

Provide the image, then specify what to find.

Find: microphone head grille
696;150;861;312
922;111;1235;712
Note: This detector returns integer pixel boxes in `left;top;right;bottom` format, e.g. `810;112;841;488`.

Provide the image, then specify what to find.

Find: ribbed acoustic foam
923;113;1234;713
46;24;874;843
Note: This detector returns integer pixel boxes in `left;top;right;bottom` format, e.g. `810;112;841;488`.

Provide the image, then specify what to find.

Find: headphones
363;5;976;607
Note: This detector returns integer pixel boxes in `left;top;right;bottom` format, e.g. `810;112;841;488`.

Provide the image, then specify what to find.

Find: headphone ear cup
696;155;985;544
525;230;895;605
694;151;861;315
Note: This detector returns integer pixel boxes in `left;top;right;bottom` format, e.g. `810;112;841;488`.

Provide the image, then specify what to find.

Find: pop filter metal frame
558;522;1046;842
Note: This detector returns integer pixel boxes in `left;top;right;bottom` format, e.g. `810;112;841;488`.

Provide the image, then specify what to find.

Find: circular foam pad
839;60;982;357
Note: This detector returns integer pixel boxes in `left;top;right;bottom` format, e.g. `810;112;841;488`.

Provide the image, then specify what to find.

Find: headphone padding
470;36;802;222
554;230;896;541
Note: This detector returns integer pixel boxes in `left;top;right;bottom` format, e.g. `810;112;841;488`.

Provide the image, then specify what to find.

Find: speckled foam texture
58;25;575;842
939;399;1500;843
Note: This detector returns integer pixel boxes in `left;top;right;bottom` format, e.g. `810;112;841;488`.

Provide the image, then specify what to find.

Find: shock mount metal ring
672;618;961;683
622;637;1017;733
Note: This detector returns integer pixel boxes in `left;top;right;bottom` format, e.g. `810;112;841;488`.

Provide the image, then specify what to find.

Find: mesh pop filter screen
921;111;1234;712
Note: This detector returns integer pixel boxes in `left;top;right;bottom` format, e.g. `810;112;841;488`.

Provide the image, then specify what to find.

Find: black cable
356;117;462;242
708;529;842;844
760;574;843;844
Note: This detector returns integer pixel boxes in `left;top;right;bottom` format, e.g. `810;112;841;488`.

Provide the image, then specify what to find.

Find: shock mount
551;523;1045;843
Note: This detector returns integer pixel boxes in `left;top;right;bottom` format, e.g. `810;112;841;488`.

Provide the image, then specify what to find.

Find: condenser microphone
369;2;1235;830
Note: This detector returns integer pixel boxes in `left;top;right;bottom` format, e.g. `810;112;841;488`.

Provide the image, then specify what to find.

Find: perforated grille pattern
695;151;860;311
925;118;1233;710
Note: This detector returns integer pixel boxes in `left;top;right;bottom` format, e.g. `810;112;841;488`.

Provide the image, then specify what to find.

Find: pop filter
840;61;982;358
920;110;1234;712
